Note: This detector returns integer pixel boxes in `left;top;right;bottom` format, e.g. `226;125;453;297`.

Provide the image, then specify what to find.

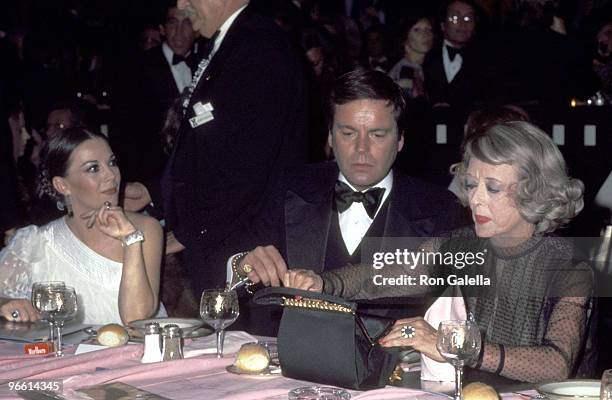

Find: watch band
121;230;144;247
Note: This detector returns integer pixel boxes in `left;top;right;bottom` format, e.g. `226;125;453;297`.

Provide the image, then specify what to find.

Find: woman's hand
0;299;41;322
282;269;323;292
80;202;137;240
379;317;444;362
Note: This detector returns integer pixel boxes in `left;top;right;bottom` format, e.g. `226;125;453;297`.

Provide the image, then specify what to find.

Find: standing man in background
162;0;306;295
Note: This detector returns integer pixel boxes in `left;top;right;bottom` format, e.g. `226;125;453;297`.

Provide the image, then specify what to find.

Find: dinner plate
536;380;601;400
226;364;282;376
129;318;210;337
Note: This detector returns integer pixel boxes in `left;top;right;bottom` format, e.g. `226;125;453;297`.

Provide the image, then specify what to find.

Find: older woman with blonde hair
285;121;594;382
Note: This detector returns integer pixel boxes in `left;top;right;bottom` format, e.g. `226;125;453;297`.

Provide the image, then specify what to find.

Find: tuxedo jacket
236;162;466;335
423;43;487;110
111;45;178;182
162;7;306;288
249;162;465;273
140;45;181;116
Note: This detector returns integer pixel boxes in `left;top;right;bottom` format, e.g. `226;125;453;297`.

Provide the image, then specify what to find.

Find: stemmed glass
31;281;65;345
436;320;481;400
200;289;239;358
32;285;78;357
601;369;612;400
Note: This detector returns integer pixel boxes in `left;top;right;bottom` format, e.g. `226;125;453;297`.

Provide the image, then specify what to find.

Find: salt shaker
141;322;162;363
161;324;184;361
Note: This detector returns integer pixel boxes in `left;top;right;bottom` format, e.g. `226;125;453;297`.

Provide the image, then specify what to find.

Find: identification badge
193;101;214;116
189;111;214;128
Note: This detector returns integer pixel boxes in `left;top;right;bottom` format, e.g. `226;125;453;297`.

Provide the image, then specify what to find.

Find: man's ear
327;129;334;149
398;133;405;153
52;176;69;196
159;24;166;37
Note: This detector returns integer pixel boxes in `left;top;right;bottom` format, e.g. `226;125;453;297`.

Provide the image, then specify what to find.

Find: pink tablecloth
0;334;528;400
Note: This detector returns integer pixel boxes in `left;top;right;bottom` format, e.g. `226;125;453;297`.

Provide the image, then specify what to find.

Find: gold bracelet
231;252;249;279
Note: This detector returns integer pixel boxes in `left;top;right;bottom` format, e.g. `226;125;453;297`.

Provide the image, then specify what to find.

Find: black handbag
253;287;400;390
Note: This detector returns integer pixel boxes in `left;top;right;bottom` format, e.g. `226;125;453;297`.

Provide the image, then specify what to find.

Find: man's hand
123;182;152;212
239;245;287;287
282;269;323;292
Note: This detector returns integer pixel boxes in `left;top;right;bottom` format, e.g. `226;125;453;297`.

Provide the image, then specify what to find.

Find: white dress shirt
211;3;248;58
338;171;393;255
442;40;463;83
225;171;394;285
161;42;192;94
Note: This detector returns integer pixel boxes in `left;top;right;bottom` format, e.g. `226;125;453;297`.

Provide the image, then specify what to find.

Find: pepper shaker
141;322;162;363
162;324;184;361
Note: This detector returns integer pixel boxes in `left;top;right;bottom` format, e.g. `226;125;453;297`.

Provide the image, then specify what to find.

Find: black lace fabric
321;228;594;382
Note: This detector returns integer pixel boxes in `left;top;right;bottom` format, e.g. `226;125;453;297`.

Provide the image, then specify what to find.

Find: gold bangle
231;252;249;279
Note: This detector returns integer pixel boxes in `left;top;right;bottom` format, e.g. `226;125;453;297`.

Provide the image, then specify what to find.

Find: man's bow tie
172;53;189;66
334;181;385;219
446;45;463;62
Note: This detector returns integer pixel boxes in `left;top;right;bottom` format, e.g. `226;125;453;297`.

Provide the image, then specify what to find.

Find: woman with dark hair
388;16;434;99
285;121;594;382
0;128;164;324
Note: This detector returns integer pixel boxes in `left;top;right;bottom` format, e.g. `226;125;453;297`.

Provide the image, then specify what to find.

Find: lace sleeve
477;265;593;382
0;225;42;299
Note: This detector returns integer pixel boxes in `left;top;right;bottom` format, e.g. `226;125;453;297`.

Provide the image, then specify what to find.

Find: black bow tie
446;45;463;62
334;181;385;219
172;53;189;66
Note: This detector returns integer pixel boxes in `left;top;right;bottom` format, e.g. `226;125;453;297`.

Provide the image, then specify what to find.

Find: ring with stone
11;310;20;320
104;201;112;210
400;325;416;339
242;263;254;274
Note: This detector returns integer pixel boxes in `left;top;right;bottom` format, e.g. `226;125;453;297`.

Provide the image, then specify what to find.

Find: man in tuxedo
113;3;197;183
423;0;485;109
162;0;306;296
228;68;464;334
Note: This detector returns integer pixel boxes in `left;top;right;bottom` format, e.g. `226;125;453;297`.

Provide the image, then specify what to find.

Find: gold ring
400;325;416;339
242;263;253;274
104;201;112;210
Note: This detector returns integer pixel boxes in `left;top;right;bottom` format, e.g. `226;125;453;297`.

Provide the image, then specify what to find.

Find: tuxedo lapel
152;47;181;98
284;189;333;273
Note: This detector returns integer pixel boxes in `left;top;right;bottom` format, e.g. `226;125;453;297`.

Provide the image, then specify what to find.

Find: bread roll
234;343;270;372
97;323;130;347
463;382;499;400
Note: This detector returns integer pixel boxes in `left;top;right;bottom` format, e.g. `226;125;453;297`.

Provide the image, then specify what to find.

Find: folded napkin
421;294;467;382
183;331;257;358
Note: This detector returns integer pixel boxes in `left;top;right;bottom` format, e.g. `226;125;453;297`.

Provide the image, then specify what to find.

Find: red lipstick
475;215;491;224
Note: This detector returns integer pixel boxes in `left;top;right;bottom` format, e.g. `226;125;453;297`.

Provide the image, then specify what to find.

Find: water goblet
31;281;66;346
200;289;239;358
436;320;481;400
601;369;612;400
32;285;78;357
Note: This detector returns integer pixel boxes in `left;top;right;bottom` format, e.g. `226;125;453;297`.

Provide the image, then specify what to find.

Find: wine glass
436;320;481;400
200;289;239;358
601;369;612;400
32;285;78;357
31;282;66;346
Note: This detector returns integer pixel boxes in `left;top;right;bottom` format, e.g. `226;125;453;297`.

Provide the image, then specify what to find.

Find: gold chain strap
282;297;354;314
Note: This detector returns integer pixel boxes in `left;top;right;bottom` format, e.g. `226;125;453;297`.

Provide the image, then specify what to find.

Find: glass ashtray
288;386;351;400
